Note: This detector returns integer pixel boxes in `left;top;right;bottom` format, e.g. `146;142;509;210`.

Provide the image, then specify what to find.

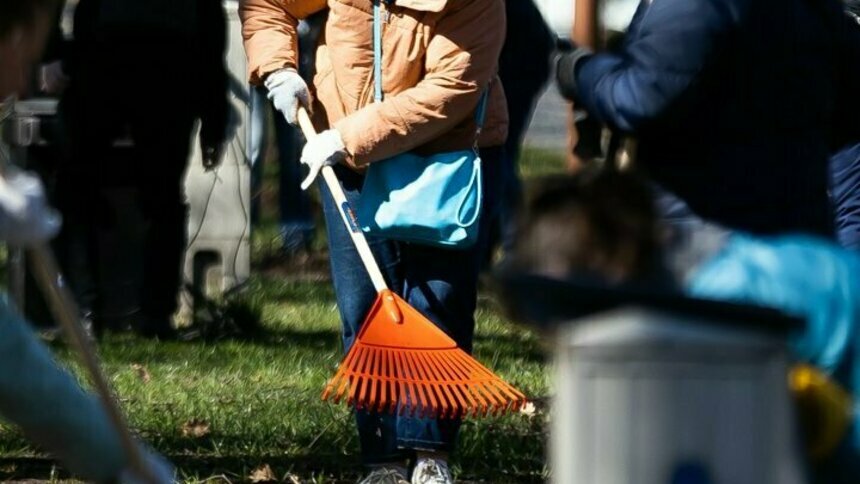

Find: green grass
0;147;565;482
0;279;549;482
518;146;568;179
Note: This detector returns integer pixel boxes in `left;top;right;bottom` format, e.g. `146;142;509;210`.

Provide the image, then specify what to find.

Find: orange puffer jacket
240;0;508;168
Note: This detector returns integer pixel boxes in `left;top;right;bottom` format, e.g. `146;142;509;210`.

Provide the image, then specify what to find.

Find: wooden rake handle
296;108;401;323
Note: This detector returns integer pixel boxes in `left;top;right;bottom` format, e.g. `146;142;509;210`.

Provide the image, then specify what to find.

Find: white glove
264;68;311;126
119;446;175;484
0;169;61;246
300;129;347;190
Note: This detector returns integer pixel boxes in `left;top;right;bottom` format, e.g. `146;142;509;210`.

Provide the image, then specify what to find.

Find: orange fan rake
321;290;527;418
297;108;527;418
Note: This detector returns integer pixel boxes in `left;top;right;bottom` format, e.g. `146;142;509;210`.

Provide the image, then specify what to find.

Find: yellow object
789;364;854;460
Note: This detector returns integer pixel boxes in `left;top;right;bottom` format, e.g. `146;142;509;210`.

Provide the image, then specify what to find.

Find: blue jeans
494;78;548;256
319;148;501;464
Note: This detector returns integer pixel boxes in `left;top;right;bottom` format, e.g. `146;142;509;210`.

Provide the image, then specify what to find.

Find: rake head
322;290;527;418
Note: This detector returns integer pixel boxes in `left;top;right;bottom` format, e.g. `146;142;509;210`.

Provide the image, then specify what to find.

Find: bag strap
456;156;483;228
373;0;488;126
373;0;385;103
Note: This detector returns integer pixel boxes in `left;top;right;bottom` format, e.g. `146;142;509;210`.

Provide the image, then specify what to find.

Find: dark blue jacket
561;0;860;236
831;143;860;250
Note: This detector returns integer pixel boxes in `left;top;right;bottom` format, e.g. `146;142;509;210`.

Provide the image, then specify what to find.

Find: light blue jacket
0;296;126;480
689;234;860;448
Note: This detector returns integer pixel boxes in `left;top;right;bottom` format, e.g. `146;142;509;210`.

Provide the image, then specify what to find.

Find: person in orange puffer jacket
240;1;508;482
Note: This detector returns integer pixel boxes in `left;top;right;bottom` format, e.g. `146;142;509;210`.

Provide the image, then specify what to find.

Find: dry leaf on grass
249;464;277;483
180;418;211;438
130;363;151;383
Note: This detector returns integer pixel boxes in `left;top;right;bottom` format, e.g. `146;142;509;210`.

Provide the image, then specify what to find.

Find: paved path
523;85;569;152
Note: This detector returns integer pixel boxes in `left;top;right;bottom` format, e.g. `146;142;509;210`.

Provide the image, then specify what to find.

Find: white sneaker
411;457;453;484
359;466;410;484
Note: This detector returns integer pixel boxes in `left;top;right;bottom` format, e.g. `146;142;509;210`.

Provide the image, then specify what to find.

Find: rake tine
479;381;501;417
323;371;340;403
427;353;461;419
402;352;423;417
428;352;465;419
349;346;372;407
434;349;469;381
408;352;432;418
444;353;484;396
325;367;345;404
367;348;383;411
334;369;353;404
323;345;353;401
465;379;491;417
397;352;412;417
446;378;469;419
476;378;505;414
330;343;364;403
413;352;441;418
324;362;349;403
450;352;507;401
429;378;451;420
378;348;390;414
490;376;527;404
389;351;400;415
367;348;381;412
415;356;436;418
445;351;484;413
445;357;490;417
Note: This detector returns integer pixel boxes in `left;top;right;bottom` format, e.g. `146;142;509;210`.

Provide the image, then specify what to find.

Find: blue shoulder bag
355;0;488;249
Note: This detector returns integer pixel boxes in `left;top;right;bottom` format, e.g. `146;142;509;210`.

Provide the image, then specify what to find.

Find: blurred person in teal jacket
0;1;171;481
514;169;860;483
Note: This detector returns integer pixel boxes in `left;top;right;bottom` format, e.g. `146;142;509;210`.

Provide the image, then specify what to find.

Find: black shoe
134;314;178;340
40;312;100;343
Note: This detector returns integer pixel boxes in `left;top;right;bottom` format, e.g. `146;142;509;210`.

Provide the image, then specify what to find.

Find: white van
534;0;640;39
533;0;572;39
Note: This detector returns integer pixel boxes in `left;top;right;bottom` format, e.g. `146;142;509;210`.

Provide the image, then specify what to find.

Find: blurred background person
52;0;232;338
248;12;325;256
0;1;171;480
830;0;860;251
491;0;555;262
513;169;860;483
556;0;860;237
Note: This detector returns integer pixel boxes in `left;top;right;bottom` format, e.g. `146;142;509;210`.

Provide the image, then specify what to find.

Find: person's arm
833;9;860;151
239;0;326;84
557;0;745;133
0;298;126;481
41;2;66;64
0;296;175;482
333;0;507;166
197;0;231;164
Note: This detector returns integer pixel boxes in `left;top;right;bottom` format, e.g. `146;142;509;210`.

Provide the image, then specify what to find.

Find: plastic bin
498;274;807;484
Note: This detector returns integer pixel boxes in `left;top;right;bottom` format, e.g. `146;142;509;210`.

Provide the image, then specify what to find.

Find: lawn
0;146;566;483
